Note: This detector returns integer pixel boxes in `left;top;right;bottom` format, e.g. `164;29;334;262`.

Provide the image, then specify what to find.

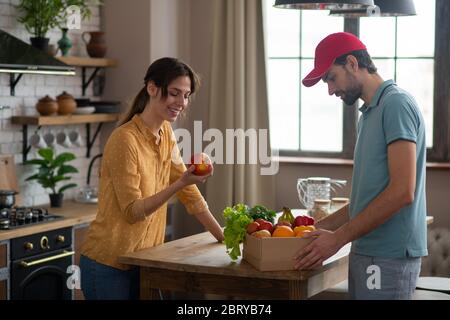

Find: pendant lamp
329;0;416;17
273;0;374;10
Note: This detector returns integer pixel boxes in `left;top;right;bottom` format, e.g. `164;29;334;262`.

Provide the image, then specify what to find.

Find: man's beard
341;73;362;105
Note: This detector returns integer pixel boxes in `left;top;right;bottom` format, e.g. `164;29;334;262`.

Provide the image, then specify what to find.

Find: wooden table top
119;231;351;281
119;214;434;282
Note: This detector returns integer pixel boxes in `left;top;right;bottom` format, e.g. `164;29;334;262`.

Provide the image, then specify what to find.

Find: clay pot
56;91;77;115
82;31;107;58
36;95;58;116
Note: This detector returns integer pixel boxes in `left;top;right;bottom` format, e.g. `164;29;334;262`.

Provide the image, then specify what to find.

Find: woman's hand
178;165;213;187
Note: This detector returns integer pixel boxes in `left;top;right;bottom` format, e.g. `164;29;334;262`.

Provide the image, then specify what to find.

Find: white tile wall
0;1;102;206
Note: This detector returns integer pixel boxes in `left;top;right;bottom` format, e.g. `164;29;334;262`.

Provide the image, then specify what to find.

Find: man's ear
147;81;158;97
346;55;359;73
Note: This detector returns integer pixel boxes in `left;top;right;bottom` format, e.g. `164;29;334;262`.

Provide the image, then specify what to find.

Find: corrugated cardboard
243;234;313;271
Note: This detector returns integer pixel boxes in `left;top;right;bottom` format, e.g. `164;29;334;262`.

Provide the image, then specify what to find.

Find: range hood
0;29;75;76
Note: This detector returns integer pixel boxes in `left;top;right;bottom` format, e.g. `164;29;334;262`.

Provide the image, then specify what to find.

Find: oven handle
19;250;75;268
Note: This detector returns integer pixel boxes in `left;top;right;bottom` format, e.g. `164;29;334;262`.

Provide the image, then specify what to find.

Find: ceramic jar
56;91;77;115
36;95;58;116
82;31;107;58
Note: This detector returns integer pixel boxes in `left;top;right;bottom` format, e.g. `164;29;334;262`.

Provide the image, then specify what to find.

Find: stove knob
40;236;50;250
56;235;65;243
24;242;34;250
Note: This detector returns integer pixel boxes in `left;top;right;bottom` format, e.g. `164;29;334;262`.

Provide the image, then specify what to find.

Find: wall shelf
11;113;120;163
57;56;118;96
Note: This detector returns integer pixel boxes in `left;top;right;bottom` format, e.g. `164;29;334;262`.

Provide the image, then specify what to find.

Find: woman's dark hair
119;57;200;125
334;50;377;74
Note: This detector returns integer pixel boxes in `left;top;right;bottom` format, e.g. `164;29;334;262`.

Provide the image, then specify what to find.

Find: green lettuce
223;203;275;260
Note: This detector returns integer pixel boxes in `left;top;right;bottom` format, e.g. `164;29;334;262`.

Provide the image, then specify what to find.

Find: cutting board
0;155;19;191
0;154;22;205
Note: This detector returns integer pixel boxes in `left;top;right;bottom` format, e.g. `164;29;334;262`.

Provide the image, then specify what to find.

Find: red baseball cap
302;32;367;87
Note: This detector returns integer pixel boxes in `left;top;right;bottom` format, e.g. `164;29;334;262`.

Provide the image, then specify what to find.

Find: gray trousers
349;252;422;300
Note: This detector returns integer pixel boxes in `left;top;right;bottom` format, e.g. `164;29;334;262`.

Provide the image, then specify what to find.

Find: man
294;32;427;300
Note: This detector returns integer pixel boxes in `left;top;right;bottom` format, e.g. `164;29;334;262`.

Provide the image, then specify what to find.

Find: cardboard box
243;234;313;271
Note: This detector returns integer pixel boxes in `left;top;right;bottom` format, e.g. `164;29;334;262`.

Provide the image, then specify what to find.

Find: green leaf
248;205;276;224
23;159;48;166
57;165;78;176
58;183;77;194
222;204;252;260
38;148;54;162
25;174;39;181
22;146;77;195
53;152;76;167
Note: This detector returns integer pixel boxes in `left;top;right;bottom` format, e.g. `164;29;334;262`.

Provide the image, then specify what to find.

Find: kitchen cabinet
0;241;9;300
11;113;120;162
73;223;90;300
0;279;7;300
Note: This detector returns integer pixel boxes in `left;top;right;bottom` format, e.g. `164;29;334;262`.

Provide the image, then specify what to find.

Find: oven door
11;248;74;300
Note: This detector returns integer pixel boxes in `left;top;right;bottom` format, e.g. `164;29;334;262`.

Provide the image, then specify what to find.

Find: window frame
275;0;449;162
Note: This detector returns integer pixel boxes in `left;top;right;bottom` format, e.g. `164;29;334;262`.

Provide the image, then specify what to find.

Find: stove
0;207;62;230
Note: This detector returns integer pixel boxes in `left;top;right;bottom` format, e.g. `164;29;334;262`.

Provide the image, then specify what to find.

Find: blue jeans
349;252;421;300
80;255;140;300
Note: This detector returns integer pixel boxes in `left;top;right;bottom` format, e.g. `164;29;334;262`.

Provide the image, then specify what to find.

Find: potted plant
24;148;79;207
15;0;101;51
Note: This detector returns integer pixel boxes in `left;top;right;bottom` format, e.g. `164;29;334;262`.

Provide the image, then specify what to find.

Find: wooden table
119;216;434;300
119;232;351;300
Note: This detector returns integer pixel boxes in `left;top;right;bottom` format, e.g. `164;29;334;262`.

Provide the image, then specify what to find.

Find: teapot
297;177;346;210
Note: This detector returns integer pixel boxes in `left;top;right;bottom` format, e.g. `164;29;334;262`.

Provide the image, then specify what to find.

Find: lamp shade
329;0;416;17
273;0;374;10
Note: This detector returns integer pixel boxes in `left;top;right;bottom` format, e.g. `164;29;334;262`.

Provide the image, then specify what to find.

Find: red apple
255;219;274;234
190;153;213;176
246;221;260;234
293;215;310;227
306;216;315;226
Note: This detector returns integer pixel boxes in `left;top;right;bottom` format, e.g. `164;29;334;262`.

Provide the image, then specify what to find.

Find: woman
80;57;224;300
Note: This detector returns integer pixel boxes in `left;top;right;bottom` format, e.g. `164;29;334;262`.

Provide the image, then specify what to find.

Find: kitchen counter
0;201;97;241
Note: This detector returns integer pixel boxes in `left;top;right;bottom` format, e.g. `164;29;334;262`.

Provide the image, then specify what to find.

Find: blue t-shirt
349;80;428;258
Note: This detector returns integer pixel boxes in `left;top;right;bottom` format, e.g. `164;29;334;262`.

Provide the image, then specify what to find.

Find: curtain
206;0;276;223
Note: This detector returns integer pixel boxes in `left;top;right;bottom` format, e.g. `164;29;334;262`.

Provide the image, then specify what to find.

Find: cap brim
302;61;333;87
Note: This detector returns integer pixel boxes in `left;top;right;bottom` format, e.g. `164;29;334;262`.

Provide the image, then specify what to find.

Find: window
265;0;449;161
359;1;435;147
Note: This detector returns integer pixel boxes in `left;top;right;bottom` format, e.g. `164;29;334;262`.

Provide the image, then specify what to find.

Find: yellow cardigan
81;115;208;270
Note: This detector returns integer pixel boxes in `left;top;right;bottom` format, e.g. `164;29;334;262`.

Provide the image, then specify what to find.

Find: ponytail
118;86;149;126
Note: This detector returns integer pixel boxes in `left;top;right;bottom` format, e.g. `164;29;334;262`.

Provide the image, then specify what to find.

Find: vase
57;28;72;56
82;31;107;58
30;37;49;51
49;193;64;207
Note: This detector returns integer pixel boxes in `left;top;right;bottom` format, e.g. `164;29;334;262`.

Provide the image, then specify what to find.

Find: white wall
0;1;102;206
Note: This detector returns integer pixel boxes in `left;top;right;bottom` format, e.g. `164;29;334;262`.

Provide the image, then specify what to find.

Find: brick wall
0;0;102;206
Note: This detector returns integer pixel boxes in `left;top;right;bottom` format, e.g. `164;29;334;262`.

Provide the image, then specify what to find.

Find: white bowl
73;106;96;114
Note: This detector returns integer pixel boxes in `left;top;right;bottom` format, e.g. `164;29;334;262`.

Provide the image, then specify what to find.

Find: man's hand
293;229;342;270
